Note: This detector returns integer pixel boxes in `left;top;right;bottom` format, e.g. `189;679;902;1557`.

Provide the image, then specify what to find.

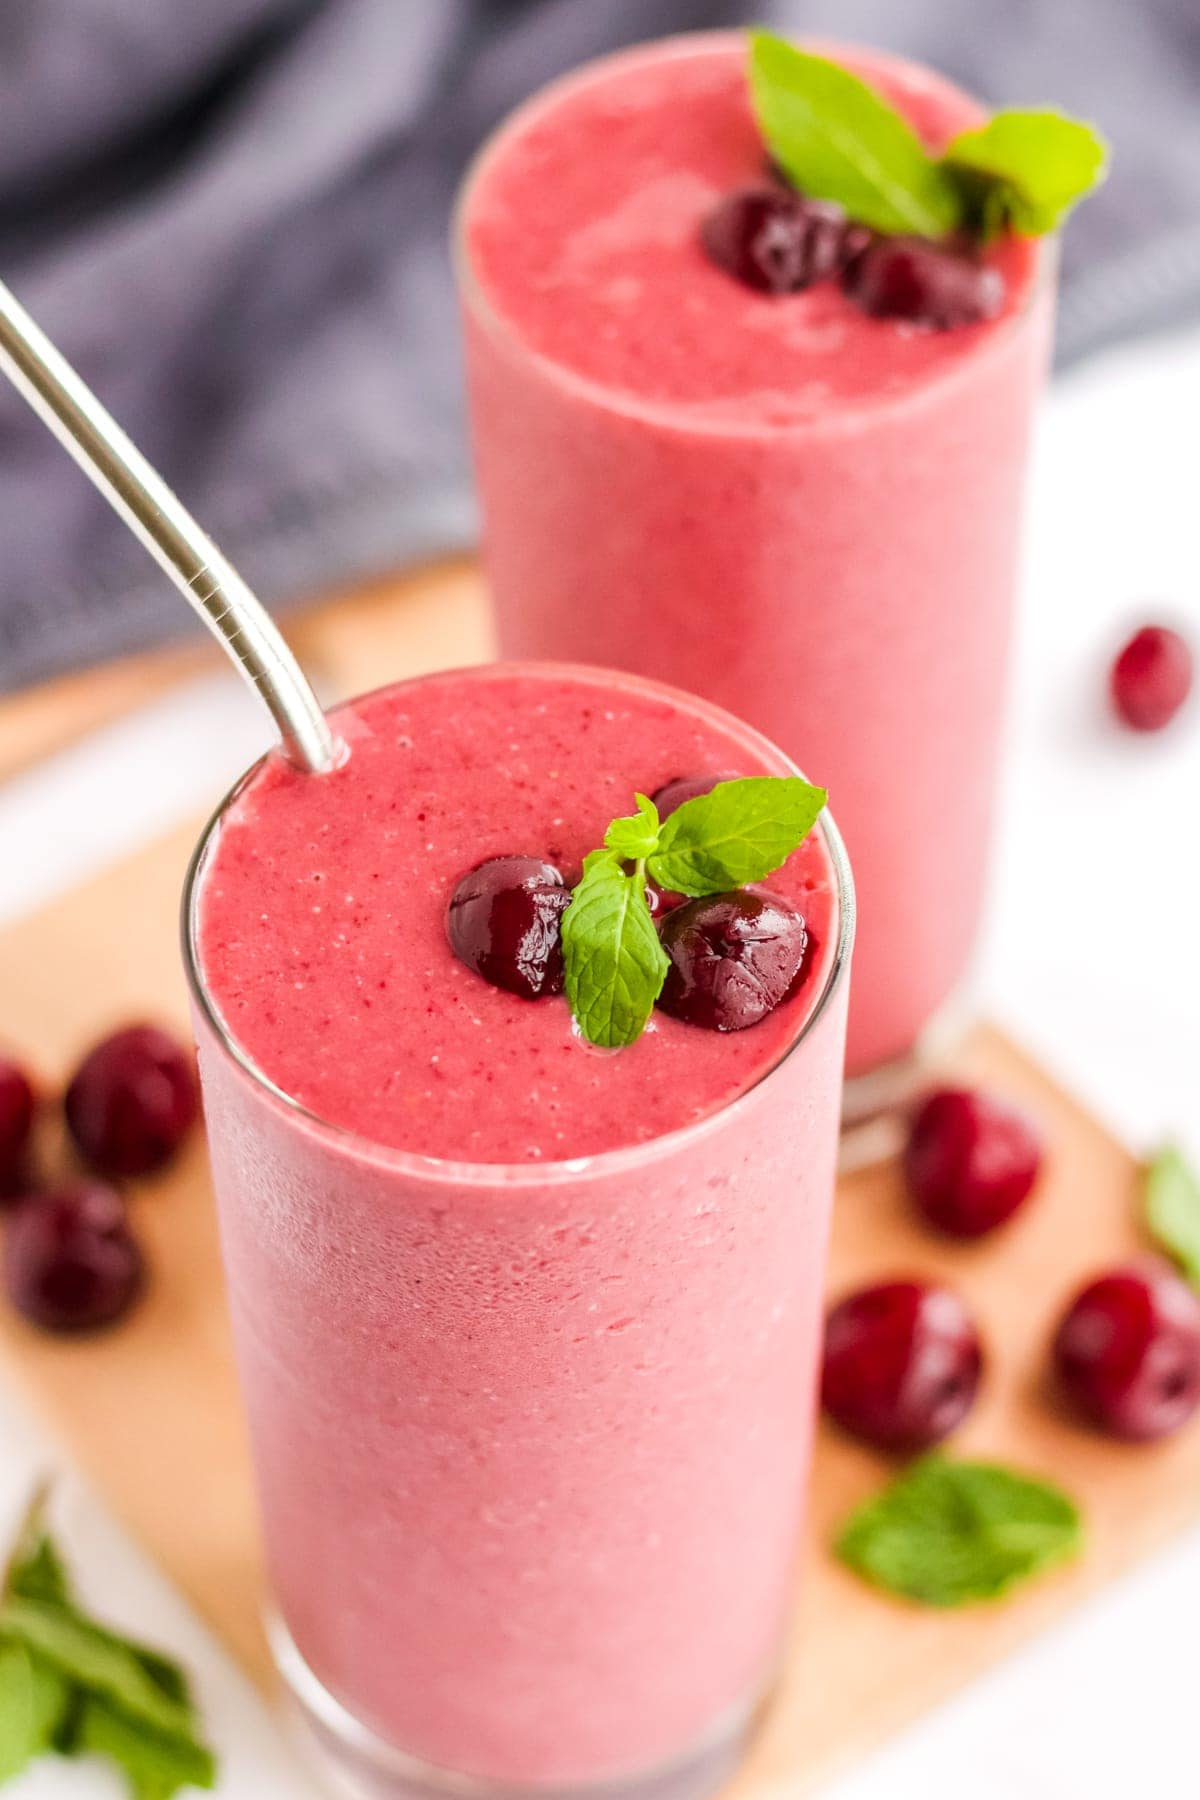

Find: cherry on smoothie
904;1086;1042;1238
65;1023;198;1178
822;1278;983;1452
1052;1259;1200;1442
657;889;808;1031
701;187;851;294
0;1054;35;1188
1109;625;1193;731
447;855;570;999
647;774;741;914
843;237;1005;329
4;1183;144;1334
650;772;740;819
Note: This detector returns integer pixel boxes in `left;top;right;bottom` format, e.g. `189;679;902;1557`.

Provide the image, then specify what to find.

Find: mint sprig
835;1454;1083;1607
1145;1144;1200;1287
749;32;1108;243
0;1488;215;1796
562;775;826;1048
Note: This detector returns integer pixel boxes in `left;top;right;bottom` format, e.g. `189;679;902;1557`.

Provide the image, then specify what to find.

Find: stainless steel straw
0;278;337;774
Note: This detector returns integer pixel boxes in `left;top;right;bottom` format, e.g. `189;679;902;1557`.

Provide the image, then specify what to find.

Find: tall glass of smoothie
457;33;1053;1101
184;663;852;1800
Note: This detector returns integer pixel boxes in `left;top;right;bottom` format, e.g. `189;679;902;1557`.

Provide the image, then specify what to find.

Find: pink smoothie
189;665;851;1786
459;34;1053;1078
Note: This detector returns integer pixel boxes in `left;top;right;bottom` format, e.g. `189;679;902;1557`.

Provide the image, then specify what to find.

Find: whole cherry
1053;1258;1200;1442
447;856;570;999
904;1087;1042;1238
1109;625;1192;732
0;1054;35;1190
822;1278;984;1453
65;1024;197;1178
4;1183;144;1334
657;889;809;1031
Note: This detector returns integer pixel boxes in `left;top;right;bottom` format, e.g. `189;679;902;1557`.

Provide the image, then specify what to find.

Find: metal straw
0;278;337;774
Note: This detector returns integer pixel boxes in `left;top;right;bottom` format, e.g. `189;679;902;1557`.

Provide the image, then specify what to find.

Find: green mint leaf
562;850;668;1047
748;33;962;237
7;1497;73;1610
647;776;826;897
0;1597;197;1742
1145;1144;1200;1287
604;793;660;863
0;1640;38;1780
835;1454;1083;1607
943;109;1108;238
74;1698;216;1799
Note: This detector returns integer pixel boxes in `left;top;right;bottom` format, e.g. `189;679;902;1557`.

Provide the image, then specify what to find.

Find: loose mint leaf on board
748;33;963;237
835;1455;1083;1607
0;1640;38;1781
562;850;669;1048
0;1597;198;1742
1145;1144;1200;1287
943;109;1109;238
74;1698;217;1799
648;776;826;897
604;793;661;863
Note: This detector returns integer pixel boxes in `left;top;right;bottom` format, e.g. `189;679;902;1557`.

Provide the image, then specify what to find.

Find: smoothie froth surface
464;37;1037;419
197;668;836;1163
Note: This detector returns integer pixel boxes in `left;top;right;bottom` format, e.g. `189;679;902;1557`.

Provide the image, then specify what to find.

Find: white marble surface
1;321;1198;1796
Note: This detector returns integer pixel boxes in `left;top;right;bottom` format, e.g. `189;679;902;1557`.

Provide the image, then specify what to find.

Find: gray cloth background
0;0;1195;691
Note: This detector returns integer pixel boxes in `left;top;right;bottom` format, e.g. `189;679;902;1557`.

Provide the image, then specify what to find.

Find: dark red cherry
650;772;740;819
701;188;850;293
4;1184;144;1334
657;889;808;1031
1053;1259;1200;1441
823;1279;983;1452
65;1024;198;1178
0;1055;35;1189
904;1087;1042;1238
447;856;570;999
1110;625;1193;731
843;236;1005;328
647;775;741;915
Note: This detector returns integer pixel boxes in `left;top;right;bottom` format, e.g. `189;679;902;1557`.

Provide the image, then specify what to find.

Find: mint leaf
0;1639;38;1780
74;1698;216;1799
0;1597;197;1742
1146;1144;1200;1286
835;1455;1083;1607
749;33;962;237
648;776;826;897
943;109;1108;238
562;850;669;1048
604;793;660;862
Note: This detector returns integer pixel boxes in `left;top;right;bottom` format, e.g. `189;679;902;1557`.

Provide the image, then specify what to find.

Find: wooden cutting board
0;572;1195;1794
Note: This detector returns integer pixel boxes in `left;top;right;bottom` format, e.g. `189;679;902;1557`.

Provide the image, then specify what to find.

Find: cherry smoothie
458;34;1053;1081
186;664;851;1796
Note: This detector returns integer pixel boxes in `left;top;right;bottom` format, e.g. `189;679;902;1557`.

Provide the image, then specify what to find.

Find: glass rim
181;660;856;1190
452;29;1056;441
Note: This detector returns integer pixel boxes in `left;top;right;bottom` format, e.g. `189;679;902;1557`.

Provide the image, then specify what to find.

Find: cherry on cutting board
4;1183;144;1334
1052;1258;1200;1442
904;1086;1043;1238
657;889;808;1031
0;1054;35;1189
447;855;570;999
822;1278;983;1453
1109;625;1193;731
65;1023;198;1178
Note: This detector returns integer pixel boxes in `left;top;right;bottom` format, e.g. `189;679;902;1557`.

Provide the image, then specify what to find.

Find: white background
0;320;1197;1796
